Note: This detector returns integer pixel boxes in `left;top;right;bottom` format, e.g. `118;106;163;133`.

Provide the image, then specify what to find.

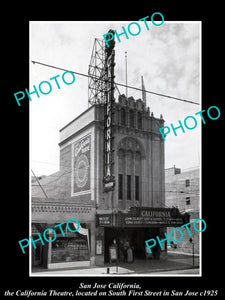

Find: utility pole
125;51;128;98
189;238;194;266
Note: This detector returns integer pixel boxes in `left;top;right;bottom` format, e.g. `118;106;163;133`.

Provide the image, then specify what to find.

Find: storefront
32;221;91;269
48;232;90;269
96;207;189;263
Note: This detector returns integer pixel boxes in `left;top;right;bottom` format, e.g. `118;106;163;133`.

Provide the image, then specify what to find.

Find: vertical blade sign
104;29;115;192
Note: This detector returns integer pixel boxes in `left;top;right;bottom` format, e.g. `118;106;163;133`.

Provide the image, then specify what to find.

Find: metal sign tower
88;38;107;105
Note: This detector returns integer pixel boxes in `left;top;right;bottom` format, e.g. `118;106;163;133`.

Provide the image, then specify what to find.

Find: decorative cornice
32;204;93;214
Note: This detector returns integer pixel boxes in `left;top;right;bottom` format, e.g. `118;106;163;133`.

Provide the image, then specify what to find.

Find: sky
30;21;201;176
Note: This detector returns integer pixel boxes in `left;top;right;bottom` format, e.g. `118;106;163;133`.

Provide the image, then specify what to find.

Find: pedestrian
127;246;133;263
123;240;129;263
152;241;160;260
119;240;124;262
145;244;152;260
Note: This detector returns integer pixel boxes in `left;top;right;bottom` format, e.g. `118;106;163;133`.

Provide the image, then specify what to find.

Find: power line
31;169;48;199
31;60;200;106
31;160;200;190
32;184;200;194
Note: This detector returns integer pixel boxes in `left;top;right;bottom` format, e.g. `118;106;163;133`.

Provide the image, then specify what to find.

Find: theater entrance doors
104;227;161;263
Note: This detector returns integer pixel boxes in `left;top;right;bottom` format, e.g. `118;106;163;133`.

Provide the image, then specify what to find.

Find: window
135;152;141;201
118;174;123;200
186;197;190;205
118;150;125;200
117;141;142;207
51;235;89;263
127;175;131;200
135;176;139;200
185;179;190;187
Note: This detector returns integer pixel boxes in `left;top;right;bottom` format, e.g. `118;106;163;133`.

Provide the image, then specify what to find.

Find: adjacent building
165;166;200;254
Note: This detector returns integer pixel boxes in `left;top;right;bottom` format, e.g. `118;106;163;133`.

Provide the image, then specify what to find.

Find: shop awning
71;221;90;252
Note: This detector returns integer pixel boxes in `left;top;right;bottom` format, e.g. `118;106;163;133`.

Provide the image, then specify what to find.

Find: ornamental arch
116;137;146;208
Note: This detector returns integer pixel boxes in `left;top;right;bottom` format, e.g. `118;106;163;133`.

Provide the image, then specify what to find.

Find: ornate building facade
31;94;187;269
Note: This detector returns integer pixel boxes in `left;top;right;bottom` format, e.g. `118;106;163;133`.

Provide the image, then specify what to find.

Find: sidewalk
118;253;199;274
32;253;199;276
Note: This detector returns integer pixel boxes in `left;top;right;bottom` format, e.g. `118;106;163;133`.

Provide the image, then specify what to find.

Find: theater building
32;93;189;269
31;33;189;270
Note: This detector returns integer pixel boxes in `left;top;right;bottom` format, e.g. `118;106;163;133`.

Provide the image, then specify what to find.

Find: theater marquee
122;207;189;227
96;207;189;228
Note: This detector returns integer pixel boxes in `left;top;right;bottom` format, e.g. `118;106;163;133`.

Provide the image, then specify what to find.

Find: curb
108;265;200;275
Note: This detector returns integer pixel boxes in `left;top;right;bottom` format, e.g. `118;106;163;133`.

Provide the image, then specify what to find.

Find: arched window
126;150;133;200
118;149;125;200
135;151;141;201
117;138;144;205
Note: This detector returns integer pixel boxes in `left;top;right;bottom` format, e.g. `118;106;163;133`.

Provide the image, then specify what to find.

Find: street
149;268;200;275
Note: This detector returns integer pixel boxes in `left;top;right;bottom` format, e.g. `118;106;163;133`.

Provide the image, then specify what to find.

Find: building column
90;221;96;266
47;237;52;268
